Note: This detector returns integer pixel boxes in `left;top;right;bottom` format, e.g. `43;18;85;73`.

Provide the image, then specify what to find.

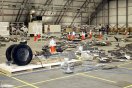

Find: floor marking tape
1;73;38;88
15;74;78;88
124;85;132;88
15;71;93;88
79;73;116;83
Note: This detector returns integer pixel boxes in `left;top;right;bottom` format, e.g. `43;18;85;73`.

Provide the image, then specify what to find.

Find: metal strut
86;0;107;24
55;0;73;24
15;0;28;22
70;0;89;25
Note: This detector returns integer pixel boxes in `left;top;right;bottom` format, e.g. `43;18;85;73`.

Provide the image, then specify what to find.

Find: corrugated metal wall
0;0;88;25
91;0;132;28
0;0;101;26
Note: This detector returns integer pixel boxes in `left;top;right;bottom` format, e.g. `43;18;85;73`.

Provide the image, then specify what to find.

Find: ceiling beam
70;0;89;25
15;0;28;22
55;0;74;24
39;0;52;15
41;0;53;16
17;0;28;22
86;0;108;24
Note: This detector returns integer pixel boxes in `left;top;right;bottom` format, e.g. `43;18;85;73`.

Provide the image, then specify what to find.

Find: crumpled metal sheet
66;51;77;59
0;42;6;47
0;36;10;42
108;43;132;59
125;43;132;51
81;51;94;61
80;64;117;72
127;36;132;38
43;51;77;60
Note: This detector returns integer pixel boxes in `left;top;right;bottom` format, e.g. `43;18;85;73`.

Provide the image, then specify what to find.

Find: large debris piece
108;43;132;60
0;42;6;47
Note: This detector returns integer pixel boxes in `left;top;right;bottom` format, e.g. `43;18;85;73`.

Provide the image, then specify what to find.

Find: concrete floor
0;35;132;88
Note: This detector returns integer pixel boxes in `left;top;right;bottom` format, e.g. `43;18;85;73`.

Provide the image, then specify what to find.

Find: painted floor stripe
79;73;116;83
1;61;132;88
15;71;93;88
124;85;132;88
11;76;39;88
15;74;78;88
1;73;38;88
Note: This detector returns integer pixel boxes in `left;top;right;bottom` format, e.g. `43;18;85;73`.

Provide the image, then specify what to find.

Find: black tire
11;44;33;66
6;44;17;61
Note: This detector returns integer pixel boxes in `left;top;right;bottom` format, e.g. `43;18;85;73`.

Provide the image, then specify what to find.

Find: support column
116;0;118;29
1;0;4;21
108;0;109;25
88;4;90;25
126;0;128;28
102;1;103;25
96;13;97;26
126;0;129;34
81;12;82;25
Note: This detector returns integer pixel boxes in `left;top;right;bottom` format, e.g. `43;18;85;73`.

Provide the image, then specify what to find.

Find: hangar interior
0;0;132;88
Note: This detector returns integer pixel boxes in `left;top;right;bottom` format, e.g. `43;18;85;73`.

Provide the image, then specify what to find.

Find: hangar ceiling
0;0;106;25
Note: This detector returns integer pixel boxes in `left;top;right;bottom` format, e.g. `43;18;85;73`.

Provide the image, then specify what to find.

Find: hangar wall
91;0;131;28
